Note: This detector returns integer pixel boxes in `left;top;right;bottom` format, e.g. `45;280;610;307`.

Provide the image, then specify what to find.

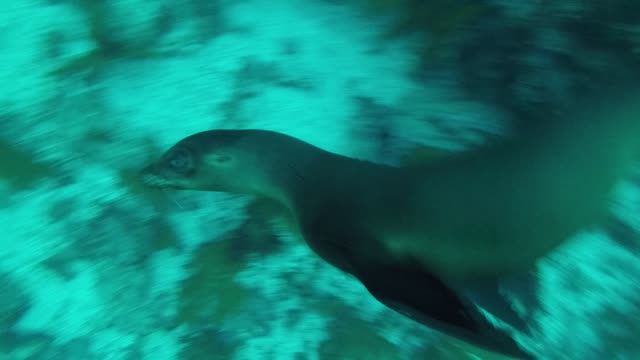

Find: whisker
163;188;185;210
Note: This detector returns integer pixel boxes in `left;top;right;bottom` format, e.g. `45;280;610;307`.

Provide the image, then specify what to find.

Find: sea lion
141;91;640;359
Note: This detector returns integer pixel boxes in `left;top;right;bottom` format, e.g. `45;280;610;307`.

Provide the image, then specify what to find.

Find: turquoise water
0;1;639;359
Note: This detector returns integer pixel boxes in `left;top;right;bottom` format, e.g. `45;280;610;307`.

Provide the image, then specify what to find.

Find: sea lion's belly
380;232;517;283
296;204;389;276
303;235;353;273
296;215;361;275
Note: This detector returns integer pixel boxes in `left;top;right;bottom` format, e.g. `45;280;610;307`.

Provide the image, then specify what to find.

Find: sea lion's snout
140;163;170;188
140;162;188;189
140;164;171;188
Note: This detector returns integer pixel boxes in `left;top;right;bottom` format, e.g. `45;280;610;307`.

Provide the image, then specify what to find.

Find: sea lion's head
142;130;268;193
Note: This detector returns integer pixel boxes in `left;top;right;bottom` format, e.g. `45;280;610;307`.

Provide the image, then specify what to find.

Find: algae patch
319;311;401;360
0;140;56;189
178;240;250;325
179;328;237;360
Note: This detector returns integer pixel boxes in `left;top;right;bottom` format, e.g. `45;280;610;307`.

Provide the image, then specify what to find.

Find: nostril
140;165;160;186
141;173;153;185
140;164;156;176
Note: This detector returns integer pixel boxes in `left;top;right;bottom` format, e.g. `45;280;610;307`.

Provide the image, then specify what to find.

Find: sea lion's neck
250;133;390;216
245;132;338;210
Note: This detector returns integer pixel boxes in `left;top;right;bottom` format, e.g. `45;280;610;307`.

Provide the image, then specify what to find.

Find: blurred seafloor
0;0;639;359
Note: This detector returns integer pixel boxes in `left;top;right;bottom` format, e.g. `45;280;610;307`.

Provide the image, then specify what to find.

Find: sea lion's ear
204;152;233;166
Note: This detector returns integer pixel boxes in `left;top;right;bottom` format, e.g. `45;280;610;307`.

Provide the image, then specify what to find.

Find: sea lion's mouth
140;167;182;189
141;172;168;188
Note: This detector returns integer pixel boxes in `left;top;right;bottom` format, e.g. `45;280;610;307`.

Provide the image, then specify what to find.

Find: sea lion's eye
168;148;192;173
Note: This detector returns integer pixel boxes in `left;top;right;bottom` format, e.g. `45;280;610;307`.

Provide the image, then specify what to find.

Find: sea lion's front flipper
353;259;479;332
352;260;534;359
461;279;531;333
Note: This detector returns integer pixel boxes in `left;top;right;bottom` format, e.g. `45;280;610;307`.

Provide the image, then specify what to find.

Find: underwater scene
1;0;639;359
